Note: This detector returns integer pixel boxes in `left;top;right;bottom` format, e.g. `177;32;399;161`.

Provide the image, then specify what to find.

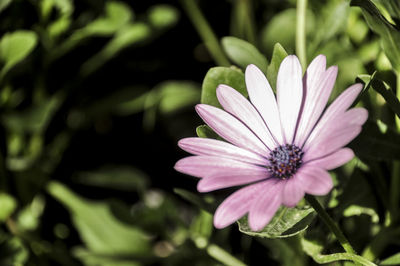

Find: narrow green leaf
381;252;400;265
190;210;213;247
74;166;150;192
173;188;216;214
0;30;38;79
351;0;400;72
221;36;268;72
0;193;17;222
201;66;246;108
266;43;288;90
301;238;377;266
371;78;400;119
81;23;150;76
378;0;400;20
47;181;151;256
238;206;315;238
0;0;12;13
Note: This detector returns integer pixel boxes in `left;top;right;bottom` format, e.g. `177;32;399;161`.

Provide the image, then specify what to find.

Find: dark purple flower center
267;144;303;179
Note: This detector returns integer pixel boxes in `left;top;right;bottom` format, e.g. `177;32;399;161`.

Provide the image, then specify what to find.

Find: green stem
180;0;230;66
305;195;356;255
296;0;307;70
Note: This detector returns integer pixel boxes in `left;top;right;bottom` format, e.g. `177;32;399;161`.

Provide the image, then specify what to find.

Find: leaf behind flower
237;205;315;238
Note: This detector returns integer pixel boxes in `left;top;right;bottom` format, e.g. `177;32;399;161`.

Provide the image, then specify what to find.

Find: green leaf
266;43;288;91
377;0;400;20
351;0;400;72
0;30;38;79
80;1;132;36
0;0;12;13
148;4;179;30
260;9;297;54
238;206;315;238
196;125;219;139
221;36;268;72
81;23;151;76
371;78;400;119
201;66;246;108
381;252;400;265
349;120;400;160
343;205;379;223
47;181;151;256
74;165;149;193
73;247;141;266
157;81;200;114
173;188;216;214
16;195;45;232
0;235;28;266
2;93;63;133
0;193;17;222
301;238;377;266
190;210;213;248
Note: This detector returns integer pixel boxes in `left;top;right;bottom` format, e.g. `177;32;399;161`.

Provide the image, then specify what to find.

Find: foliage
0;0;400;265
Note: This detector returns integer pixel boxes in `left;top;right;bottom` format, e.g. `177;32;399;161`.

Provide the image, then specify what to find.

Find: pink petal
196;104;269;157
248;179;284;231
197;172;269;192
174;156;269;178
178;137;268;165
245;64;284;144
213;181;267;229
295;59;338;146
304;107;367;159
303;126;362;162
306;148;354;170
296;166;333;195
277;55;303;144
217;85;277;150
341;108;368;126
282;178;305;207
303;84;363;148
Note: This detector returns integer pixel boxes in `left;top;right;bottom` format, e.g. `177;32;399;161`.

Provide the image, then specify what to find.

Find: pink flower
174;55;368;231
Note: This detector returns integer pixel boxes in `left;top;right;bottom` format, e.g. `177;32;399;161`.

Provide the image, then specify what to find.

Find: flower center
267;144;304;179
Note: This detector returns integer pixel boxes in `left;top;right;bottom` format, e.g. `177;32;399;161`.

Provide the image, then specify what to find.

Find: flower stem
180;0;230;67
296;0;307;70
305;195;356;255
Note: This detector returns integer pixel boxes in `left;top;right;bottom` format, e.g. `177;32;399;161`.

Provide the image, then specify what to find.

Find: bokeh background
1;0;400;265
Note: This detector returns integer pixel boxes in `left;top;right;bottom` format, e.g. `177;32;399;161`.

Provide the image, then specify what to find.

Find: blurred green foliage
0;0;400;265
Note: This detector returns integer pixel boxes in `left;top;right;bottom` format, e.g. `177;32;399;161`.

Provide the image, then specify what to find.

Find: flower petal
295;60;338;146
174;156;269;178
306;148;354;170
178;137;268;165
302;84;363;148
282;178;305;207
196;104;269;157
197;172;269;192
213;181;266;229
217;84;277;150
248;179;284;231
303;106;367;160
296;166;333;195
276;55;303;143
303;126;362;161
245;64;283;143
